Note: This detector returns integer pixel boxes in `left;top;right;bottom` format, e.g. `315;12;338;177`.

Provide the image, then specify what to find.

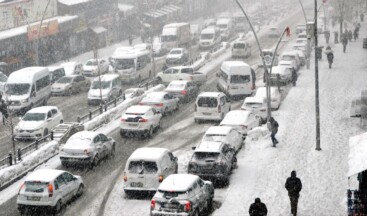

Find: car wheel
89;155;99;169
43;128;49;137
118;90;122;97
60;119;64;124
53;200;62;214
67;88;72;96
231;156;238;170
76;184;84;197
148;126;154;138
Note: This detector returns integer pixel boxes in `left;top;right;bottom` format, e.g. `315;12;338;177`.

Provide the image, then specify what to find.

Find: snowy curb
0;141;59;190
210;42;229;59
83;85;165;131
191;52;209;71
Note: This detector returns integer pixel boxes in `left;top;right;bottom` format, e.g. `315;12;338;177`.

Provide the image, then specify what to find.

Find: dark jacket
326;52;334;63
269;117;279;134
285;171;302;197
342;36;348;45
292;69;297;82
249;201;268;216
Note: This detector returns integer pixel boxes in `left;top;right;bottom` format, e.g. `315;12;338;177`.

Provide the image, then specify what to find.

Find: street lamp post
315;0;321;151
235;0;272;121
34;0;52;66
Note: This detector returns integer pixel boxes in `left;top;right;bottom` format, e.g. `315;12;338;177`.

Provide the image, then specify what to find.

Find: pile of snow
0;141;58;187
348;132;367;177
211;42;230;58
83;85;165;131
191;52;209;71
246;126;270;141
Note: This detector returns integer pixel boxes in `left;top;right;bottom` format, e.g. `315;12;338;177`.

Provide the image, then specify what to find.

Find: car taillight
159;175;163;182
218;105;221;113
48;183;53;197
18;183;25;195
181;90;187;95
155;103;164;107
138;118;148;122
120;118;126;122
123;175;127;182
151;199;156;209
184;201;191;212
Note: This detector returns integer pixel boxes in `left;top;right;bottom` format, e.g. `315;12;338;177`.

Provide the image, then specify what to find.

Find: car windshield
193;152;220;160
23;113;46;121
6;83;30;95
203;134;227;142
263;52;273;56
115;58;135;70
245;102;263;108
156;190;188;199
197;97;218;107
91;81;110;89
170;50;182;55
86;60;98;66
201;33;214;39
161;35;177;42
230;75;250;84
56;77;73;84
25;181;48;193
128;161;158;174
233;43;246;49
167;83;185;90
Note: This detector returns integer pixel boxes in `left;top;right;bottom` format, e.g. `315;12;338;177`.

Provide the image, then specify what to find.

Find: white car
280;52;301;70
14;106;64;140
291;50;306;66
139;92;179;116
199;126;243;152
220;110;259;137
194;92;231;123
60;61;83;75
82;59;109;77
165;48;190;68
269;65;293;85
120;105;162;138
51;75;90;96
241;96;268;122
255;86;282;110
60;131;115;168
124;88;145;99
17;169;84;215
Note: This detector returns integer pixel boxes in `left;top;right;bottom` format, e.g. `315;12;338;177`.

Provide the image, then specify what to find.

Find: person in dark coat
342;34;348;53
325;46;334;69
249;198;268;216
334;31;339;44
291;69;297;86
354;28;358;41
324;30;330;44
285;171;302;216
268;117;279;147
348;30;353;42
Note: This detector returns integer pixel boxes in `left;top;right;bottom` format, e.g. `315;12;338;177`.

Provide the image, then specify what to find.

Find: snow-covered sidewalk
213;21;367;216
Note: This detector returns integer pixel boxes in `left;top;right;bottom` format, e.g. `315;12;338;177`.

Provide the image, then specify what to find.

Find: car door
150;108;160;127
163;93;173;111
93;135;104;158
54;174;71;201
51;109;61;127
62;172;78;201
162;68;173;83
99;133;112;156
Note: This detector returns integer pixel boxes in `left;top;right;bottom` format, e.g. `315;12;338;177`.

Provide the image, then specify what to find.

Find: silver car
51;75;90;96
150;174;214;216
60;131;115;168
139;92;179;116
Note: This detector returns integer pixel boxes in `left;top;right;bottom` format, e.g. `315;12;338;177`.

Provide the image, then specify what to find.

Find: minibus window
230;75;250;84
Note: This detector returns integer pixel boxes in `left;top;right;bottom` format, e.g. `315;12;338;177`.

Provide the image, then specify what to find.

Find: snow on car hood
17;120;44;130
88;88;110;97
166;54;182;59
83;65;97;71
52;83;69;89
63;138;92;150
6;94;29;102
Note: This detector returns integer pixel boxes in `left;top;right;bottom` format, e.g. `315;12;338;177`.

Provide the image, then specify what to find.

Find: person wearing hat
285;171;303;216
249;198;268;216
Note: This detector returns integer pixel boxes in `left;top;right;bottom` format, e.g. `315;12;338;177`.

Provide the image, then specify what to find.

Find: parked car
0;71;7;94
59;131;115;168
278;60;297;74
220;110;258;137
82;59;109;77
255;86;282;110
156;66;207;86
150;174;214;216
153;42;168;57
60;61;83;75
14;106;63;140
232;40;251;58
123;147;178;196
194;92;231;123
189;141;236;184
259;49;279;68
296;24;306;34
291;49;306;66
124;88;145;99
17;169;84;215
120;105;162;138
164;48;190;69
200;126;243;152
52;122;84;144
268;26;281;37
269;65;293;85
165;80;199;103
88;74;122;105
48;66;66;83
139;91;180;116
280;51;301;70
241;97;267;123
51;75;90;96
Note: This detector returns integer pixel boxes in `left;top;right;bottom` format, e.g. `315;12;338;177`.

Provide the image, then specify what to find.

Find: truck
161;23;191;50
155;66;207;86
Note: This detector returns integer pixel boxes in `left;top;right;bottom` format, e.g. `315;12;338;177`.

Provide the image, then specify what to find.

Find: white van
194;92;231;123
216;18;233;40
199;27;221;50
88;74;122;105
5;67;51;114
112;48;152;83
232;40;251;58
123;147;178;195
217;61;255;98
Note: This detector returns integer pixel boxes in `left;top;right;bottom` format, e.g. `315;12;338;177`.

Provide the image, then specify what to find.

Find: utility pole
93;40;103;105
315;0;321;151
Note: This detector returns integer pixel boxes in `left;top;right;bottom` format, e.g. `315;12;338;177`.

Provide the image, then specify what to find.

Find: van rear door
127;160;146;190
197;96;219;116
228;73;252;96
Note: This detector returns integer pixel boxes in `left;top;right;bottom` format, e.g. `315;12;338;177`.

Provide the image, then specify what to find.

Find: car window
181;68;194;74
100;134;109;142
25;181;48;193
47;111;52;119
164;69;172;74
51;109;58;116
220;97;225;106
172;69;179;74
198;179;205;187
197;97;218;107
128;161;158;174
55;175;66;189
230;75;250;84
168;152;175;161
62;172;74;183
93;135;101;143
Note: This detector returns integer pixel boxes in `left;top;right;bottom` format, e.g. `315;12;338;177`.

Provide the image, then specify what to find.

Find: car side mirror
192;146;196;150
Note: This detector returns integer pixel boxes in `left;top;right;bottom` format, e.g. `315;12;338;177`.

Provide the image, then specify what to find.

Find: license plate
129;123;138;127
131;182;143;187
163;203;179;209
27;196;40;201
202;112;211;115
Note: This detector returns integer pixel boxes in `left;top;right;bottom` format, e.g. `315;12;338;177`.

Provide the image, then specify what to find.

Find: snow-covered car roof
255;87;279;98
158;174;199;192
27;106;58;113
92;74;119;82
271;65;292;75
25;169;65;182
205;126;233;135
244;96;265;104
69;131;98;140
125;105;152;114
142;92;166;100
220;110;252;125
128;147;169;161
7;67;48;83
221;61;250;71
195;141;223;153
168;65;193;70
198;92;224;98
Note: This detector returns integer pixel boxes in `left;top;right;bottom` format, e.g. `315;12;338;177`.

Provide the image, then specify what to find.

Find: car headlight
21;98;28;103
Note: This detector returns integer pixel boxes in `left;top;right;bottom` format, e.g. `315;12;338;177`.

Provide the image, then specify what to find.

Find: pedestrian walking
348;30;353;42
128;34;133;46
342;34;348;53
325;46;334;69
285;171;302;216
291;69;297;86
334;31;339;44
354;28;358;41
267;117;279;147
324;30;330;44
249;198;268;216
361;13;364;22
